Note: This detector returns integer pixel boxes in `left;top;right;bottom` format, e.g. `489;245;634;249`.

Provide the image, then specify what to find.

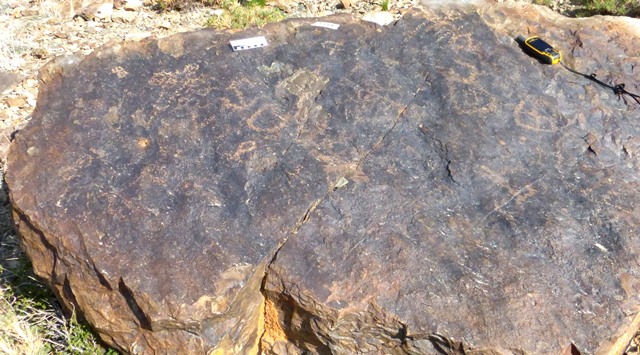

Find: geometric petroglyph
513;95;565;133
247;104;286;133
149;64;201;87
447;82;497;115
475;164;541;225
231;141;258;161
149;70;180;86
111;66;129;78
441;63;498;116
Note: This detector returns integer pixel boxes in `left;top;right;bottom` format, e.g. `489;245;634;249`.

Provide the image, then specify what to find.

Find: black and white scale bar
230;36;269;51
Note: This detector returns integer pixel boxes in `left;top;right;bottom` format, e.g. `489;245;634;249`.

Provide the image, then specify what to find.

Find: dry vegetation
0;180;115;354
205;0;286;29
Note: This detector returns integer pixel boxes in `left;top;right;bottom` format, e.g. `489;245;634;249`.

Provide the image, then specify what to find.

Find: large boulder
6;0;640;353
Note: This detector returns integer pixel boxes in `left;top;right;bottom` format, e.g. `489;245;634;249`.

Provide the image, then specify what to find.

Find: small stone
268;0;296;12
94;2;113;20
0;72;22;94
23;79;38;89
21;8;39;16
363;11;395;26
4;97;27;108
159;21;172;30
54;31;69;39
339;0;352;9
26;146;38;156
10;7;23;18
31;48;49;60
77;2;113;21
111;9;137;23
123;0;143;11
124;32;151;41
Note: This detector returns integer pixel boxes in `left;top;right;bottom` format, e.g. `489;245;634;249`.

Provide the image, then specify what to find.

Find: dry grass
205;0;285;29
584;0;640;16
0;280;111;354
0;178;116;354
153;0;220;11
0;296;46;355
1;285;61;354
0;0;68;72
0;22;27;72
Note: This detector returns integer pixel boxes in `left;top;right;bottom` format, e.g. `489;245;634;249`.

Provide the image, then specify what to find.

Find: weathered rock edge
6;1;640;354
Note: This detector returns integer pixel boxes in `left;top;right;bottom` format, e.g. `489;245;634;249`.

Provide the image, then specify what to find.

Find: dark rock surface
6;1;640;353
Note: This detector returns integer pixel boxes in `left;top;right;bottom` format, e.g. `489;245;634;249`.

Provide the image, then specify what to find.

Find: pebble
124;0;144;11
363;10;395;26
54;31;69;39
4;97;27;108
112;10;138;23
125;31;152;41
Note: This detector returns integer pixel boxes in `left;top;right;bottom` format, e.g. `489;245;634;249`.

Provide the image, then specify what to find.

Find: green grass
0;183;117;355
381;0;390;11
532;0;640;17
205;0;286;29
152;0;219;11
579;0;640;16
532;0;553;7
0;263;116;354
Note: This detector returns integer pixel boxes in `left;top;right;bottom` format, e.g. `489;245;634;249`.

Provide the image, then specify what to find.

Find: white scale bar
312;22;340;30
230;36;268;51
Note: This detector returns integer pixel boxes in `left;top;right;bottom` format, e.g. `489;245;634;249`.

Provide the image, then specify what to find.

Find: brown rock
30;48;49;60
268;0;298;13
76;2;113;21
124;31;151;41
113;0;125;9
362;10;395;25
56;0;87;17
339;0;352;9
4;97;27;108
10;7;23;18
6;2;640;354
111;9;137;23
54;31;70;39
0;72;22;94
123;0;143;11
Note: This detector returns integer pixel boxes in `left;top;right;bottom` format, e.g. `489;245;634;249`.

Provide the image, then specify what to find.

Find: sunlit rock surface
6;1;640;353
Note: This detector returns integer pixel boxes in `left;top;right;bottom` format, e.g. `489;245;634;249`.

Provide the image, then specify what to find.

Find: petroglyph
111;66;128;78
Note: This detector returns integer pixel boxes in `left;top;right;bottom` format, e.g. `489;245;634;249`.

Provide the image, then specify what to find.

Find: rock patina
6;1;640;353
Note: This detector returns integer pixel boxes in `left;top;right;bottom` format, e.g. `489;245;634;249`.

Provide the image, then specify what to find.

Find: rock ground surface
0;0;417;159
0;0;592;159
3;0;640;354
6;0;640;353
